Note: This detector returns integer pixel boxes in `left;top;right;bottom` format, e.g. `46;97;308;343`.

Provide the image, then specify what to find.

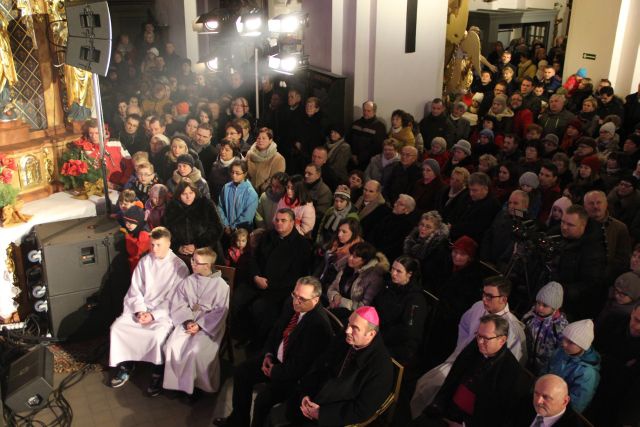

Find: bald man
516;374;586;426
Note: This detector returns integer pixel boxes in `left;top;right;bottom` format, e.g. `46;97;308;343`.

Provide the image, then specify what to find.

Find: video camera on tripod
511;209;563;261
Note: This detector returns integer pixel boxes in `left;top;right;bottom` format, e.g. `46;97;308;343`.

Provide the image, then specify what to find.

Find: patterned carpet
48;336;108;373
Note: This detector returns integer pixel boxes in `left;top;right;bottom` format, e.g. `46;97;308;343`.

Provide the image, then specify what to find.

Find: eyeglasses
618;182;633;188
476;334;504;343
291;292;314;303
482;292;503;300
230;171;246;176
190;258;209;266
613;288;629;298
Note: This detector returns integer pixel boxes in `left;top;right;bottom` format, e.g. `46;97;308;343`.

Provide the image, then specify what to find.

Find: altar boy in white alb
109;226;189;395
163;247;229;396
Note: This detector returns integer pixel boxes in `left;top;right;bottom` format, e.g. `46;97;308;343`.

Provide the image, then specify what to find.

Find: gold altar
0;0;88;202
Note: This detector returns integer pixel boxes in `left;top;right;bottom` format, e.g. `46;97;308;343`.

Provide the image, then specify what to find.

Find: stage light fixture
268;52;309;75
236;9;263;37
193;9;230;34
268;12;308;33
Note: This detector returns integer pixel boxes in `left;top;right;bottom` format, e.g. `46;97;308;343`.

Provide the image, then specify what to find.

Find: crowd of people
83;26;640;426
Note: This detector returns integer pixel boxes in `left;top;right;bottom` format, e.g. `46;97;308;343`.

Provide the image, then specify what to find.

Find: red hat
355;306;379;326
580;155;601;174
176;102;190;116
452;235;478;258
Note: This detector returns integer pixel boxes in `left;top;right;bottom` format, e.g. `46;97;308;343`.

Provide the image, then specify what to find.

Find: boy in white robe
163;247;229;396
109;226;189;395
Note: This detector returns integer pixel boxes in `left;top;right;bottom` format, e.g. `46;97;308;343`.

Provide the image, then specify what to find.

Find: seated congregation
92;27;640;426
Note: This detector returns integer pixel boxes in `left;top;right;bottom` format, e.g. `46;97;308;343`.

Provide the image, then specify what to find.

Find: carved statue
444;0;496;95
64;64;93;121
0;18;17;121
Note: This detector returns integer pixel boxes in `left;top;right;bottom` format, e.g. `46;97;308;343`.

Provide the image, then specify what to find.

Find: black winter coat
449;193;501;243
374;280;428;365
163;196;223;252
249;229;312;302
550;220;607;320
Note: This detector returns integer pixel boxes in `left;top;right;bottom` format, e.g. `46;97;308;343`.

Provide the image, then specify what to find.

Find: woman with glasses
164;179;224;266
596;271;640;337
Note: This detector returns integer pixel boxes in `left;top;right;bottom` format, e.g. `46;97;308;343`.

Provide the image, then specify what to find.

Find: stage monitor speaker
35;216;122;338
4;347;53;413
65;1;112;76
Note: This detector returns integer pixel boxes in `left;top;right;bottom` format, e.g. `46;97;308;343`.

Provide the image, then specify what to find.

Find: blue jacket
217;180;258;229
546;347;601;413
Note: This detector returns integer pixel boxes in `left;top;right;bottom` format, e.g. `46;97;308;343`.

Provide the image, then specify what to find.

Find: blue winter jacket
545;346;601;413
217;180;258;229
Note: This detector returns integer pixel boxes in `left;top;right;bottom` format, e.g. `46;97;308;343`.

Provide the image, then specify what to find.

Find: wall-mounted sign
582;53;596;60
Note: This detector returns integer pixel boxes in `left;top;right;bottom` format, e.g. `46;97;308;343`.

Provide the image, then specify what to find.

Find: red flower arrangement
61;159;89;177
59;140;101;190
0;153;19;207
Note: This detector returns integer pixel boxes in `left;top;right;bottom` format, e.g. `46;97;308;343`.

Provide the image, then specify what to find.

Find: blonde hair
136;161;154;173
193;247;217;266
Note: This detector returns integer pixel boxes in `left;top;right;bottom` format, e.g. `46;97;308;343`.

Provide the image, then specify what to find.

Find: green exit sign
582;53;596;60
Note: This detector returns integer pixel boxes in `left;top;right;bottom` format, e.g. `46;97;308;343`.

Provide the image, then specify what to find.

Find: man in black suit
214;276;332;427
232;208;312;347
516;374;587;426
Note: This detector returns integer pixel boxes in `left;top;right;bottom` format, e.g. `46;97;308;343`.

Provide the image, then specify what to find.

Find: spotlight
268;52;309;75
268;12;308;33
194;56;223;73
34;300;48;313
193;9;231;34
32;285;47;299
236;9;263;37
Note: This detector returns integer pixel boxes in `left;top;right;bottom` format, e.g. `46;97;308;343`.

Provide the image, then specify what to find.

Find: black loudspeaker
5;347;53;413
34;216;122;338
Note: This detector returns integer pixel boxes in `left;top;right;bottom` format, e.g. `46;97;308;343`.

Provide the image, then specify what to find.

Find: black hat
176;154;195;168
123;205;145;224
328;123;345;137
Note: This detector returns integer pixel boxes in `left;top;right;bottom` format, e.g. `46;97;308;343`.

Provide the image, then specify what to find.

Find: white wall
563;0;625;87
371;0;447;123
609;0;640;95
468;0;557;11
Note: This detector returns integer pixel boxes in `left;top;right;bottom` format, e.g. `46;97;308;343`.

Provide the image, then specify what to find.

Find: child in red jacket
122;205;150;272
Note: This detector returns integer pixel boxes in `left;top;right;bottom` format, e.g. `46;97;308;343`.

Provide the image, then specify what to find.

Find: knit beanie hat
423;158;441;177
431;137;447;153
519;171;539;189
334;184;351;201
618;173;638;190
355;306;379;326
492;94;507;108
152;134;170;146
577;137;597;150
576;67;587;78
453;139;472;156
147;47;159;57
563;319;594;350
536;281;564;310
328;123;345;138
123;205;145;225
600;122;616;135
542;134;559;146
451;235;478;258
614;272;640;301
580;155;601;174
176;153;195;168
551;196;572;214
175;102;190;116
479;128;495;141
